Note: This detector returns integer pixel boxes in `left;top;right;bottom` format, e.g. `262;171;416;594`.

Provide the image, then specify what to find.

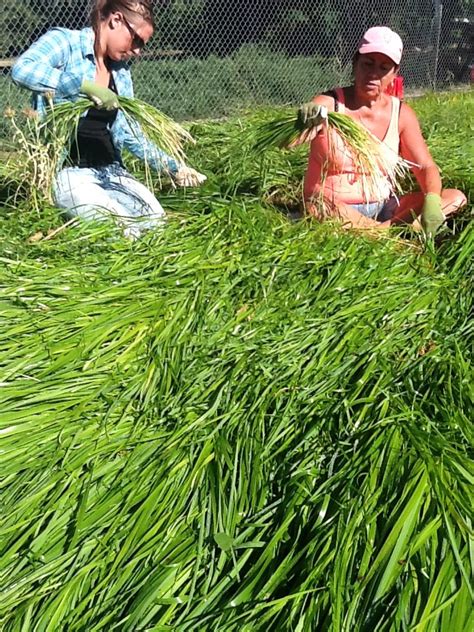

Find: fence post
433;0;443;90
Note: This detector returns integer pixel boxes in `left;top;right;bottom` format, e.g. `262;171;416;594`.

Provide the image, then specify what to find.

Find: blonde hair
90;0;155;53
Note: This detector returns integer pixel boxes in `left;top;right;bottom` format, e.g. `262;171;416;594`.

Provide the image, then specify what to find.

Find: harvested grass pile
0;201;472;629
0;92;472;630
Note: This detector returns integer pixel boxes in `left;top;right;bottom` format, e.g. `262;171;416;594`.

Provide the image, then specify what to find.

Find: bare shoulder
398;100;435;164
399;101;422;132
312;94;336;112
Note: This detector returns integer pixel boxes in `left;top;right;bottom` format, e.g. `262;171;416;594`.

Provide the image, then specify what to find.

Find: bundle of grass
1;106;65;211
252;110;411;203
45;96;194;167
48;96;195;195
2;97;195;211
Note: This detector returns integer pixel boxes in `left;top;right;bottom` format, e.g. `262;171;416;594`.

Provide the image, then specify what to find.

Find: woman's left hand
173;166;207;187
421;193;445;237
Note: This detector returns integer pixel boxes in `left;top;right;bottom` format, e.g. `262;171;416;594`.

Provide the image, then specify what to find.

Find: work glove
173;165;207;187
297;103;328;129
81;80;119;110
421;193;445;237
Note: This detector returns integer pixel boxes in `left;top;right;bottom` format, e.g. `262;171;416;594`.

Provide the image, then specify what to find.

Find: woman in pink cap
297;26;466;235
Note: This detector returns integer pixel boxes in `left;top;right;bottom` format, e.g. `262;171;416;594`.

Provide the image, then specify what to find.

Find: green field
0;91;473;630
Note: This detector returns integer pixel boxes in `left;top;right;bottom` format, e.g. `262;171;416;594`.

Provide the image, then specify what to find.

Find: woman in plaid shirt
12;0;206;239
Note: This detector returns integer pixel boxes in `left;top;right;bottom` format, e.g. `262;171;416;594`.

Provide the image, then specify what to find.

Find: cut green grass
0;96;195;209
0;90;472;631
44;96;194;166
252;109;412;202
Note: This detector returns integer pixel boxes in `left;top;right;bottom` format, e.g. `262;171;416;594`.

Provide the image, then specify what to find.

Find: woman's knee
54;167;97;208
442;189;467;215
53;168;127;221
108;170;165;219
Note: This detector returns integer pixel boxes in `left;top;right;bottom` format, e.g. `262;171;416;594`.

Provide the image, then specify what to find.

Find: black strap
323;89;341;112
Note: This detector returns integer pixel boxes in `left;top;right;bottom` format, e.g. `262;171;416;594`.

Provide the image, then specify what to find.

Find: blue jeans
350;197;399;222
53;162;165;237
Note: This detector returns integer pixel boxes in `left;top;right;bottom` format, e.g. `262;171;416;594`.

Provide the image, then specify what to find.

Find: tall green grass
0;91;472;630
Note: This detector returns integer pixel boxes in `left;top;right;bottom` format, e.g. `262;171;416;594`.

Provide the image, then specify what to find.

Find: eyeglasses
122;16;146;50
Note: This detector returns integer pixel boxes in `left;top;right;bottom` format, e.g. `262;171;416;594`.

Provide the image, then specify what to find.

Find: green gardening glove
297;102;328;129
421;193;445;238
81;80;119;110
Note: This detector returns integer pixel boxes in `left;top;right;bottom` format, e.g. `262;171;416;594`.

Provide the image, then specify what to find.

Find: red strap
386;76;404;99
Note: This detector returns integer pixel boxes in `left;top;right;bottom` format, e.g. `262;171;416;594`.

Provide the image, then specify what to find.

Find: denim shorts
350;197;399;222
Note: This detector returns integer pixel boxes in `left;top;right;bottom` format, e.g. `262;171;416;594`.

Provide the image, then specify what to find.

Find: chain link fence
1;0;472;121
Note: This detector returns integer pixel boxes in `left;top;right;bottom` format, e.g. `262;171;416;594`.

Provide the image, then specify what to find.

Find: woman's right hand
81;80;119;110
173;165;207;187
287;103;328;147
297;103;328;129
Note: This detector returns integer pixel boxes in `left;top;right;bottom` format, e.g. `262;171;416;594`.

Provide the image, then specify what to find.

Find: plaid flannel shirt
11;27;179;174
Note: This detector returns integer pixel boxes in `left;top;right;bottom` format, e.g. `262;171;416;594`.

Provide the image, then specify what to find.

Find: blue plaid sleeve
12;26;181;174
11;29;82;98
114;112;180;174
111;69;180;174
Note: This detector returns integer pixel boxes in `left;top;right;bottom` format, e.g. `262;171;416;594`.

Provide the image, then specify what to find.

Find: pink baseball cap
358;26;403;65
